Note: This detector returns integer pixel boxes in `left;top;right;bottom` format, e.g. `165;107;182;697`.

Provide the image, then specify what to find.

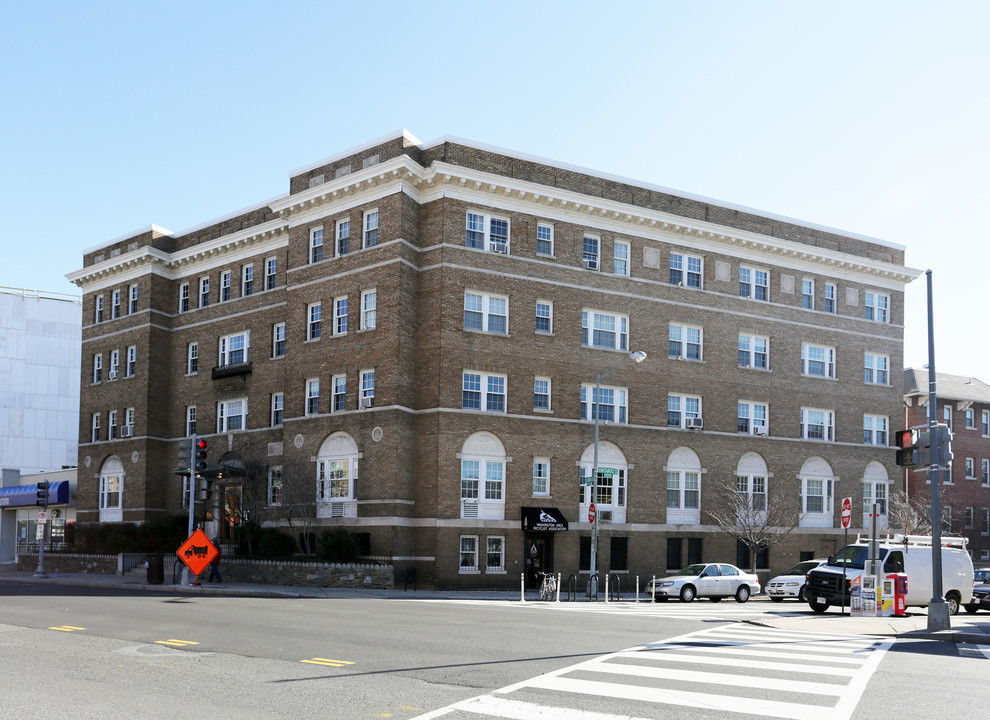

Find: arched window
665;447;703;524
862;461;889;531
99;456;124;523
579;441;628;523
459;432;506;520
316;432;360;518
798;456;836;527
735;452;769;522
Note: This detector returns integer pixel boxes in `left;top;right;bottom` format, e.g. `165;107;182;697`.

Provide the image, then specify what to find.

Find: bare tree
704;475;804;574
269;454;318;554
887;484;963;537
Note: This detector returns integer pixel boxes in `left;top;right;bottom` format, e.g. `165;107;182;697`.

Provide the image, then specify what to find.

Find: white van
805;534;974;615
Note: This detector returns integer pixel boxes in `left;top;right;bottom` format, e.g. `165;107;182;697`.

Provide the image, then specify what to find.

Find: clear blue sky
2;1;987;376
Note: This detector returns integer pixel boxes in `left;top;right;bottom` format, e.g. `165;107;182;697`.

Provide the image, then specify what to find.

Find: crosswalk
412;624;892;720
413;598;805;621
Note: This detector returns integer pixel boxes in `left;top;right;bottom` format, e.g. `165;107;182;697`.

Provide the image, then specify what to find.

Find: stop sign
840;497;852;529
588;503;596;524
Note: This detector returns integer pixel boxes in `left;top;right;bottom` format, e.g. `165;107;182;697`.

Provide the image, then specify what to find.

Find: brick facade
68;130;918;589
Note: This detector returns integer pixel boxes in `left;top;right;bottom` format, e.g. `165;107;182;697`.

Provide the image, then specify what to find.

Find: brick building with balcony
68;130;919;588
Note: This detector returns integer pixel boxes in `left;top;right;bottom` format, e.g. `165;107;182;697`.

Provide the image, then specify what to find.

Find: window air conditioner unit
685;417;704;429
491;242;508;254
107;370;118;381
753;425;768;436
359;396;374;409
120;425;133;438
583;258;599;271
598;510;613;523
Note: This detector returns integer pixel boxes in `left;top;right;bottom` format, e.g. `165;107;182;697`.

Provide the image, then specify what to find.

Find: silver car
647;563;761;603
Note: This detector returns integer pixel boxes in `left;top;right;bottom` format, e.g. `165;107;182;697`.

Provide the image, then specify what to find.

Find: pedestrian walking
208;539;223;583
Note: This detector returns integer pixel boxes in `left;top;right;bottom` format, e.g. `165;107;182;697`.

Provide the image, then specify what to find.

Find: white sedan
647;563;761;603
766;559;827;602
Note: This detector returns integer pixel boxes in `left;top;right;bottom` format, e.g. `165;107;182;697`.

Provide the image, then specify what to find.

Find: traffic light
35;481;50;508
937;425;953;465
195;439;209;473
176;437;193;475
895;428;939;468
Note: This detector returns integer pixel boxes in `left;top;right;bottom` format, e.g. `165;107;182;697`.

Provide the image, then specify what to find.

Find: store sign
520;507;568;532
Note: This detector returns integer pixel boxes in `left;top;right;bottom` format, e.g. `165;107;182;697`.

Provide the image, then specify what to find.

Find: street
1;581;987;719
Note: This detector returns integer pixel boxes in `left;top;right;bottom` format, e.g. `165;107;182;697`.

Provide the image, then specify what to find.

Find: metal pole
182;434;197;586
34;515;47;578
841;525;847;615
925;270;950;631
590;373;601;599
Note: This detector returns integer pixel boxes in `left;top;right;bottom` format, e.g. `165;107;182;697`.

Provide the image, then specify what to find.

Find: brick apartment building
903;368;990;566
68;130;919;589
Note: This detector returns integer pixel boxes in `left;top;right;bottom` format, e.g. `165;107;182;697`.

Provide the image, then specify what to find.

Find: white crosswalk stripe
411;624;893;720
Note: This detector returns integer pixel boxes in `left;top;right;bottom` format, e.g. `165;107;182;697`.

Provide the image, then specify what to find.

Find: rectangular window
109;350;119;379
126;346;136;377
486;536;505;572
801;407;835;441
736;475;768;512
265;257;277;290
217;398;247;432
336;219;350;256
242;264;253;296
864;291;890;323
535;301;552;334
739;266;769;301
363;209;379;248
108;410;117;440
307;303;322;340
944;404;952;429
310;227;324;263
94;295;104;323
582;384;628;424
360;369;375;408
582;235;600;270
93;354;103;383
965;458;975;478
802;279;814;309
186;406;196;436
306;379;320;416
802;343;836;378
737;401;768;435
582;310;628;351
533;460;550;496
459;536;479;572
219;332;249;366
534;377;551;411
863;415;889;446
613;240;629;276
667;394;701;429
220;271;231;302
332;374;346;412
91;413;100;443
334;296;348;335
802;477;833;515
124;407;134;434
864;353;890;384
984;508;990;534
128;284;138;314
536;223;554;256
199;277;210;308
268;466;283;506
965;506;975;529
462;371;506;413
820;283;836;315
111;289;121;319
464;292;508;334
667;471;700;509
966;408;975;428
862;481;888;515
360;289;376;330
178;283;189;313
465;211;508;253
670;252;703;288
187;343;198;374
272;323;286;358
668;323;702;360
271;393;283;426
983;410;989;436
738;334;769;369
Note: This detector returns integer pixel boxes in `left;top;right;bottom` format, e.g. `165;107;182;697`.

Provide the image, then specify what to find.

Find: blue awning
0;481;69;508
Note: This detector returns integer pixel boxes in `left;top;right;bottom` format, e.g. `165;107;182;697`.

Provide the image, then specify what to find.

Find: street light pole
589;350;646;598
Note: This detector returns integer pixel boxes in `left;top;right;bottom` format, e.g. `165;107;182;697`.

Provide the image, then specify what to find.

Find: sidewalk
2;563;988;645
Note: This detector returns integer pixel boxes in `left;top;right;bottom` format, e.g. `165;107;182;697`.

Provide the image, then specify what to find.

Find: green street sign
598;467;617;477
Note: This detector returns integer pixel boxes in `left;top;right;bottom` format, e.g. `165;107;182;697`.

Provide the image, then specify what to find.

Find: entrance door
219;484;243;540
524;534;554;589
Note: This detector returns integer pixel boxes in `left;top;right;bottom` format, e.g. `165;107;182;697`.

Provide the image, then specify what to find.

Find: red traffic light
894;429;916;449
197;439;208;450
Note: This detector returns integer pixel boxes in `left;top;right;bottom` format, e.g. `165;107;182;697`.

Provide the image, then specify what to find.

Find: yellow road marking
299;657;355;667
155;639;199;647
49;626;86;631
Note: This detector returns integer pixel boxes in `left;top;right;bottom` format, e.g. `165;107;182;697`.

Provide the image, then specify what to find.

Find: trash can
147;554;164;585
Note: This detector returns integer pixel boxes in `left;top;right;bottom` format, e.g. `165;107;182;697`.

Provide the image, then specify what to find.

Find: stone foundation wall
17;552;117;574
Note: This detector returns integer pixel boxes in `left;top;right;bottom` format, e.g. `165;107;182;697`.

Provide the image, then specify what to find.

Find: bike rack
565;573;577;602
608;574;621;602
588;572;599;601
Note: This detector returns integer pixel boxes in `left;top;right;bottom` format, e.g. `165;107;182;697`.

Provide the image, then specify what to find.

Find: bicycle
538;571;557;602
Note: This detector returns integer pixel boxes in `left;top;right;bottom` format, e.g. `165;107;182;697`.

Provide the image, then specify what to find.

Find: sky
1;1;987;377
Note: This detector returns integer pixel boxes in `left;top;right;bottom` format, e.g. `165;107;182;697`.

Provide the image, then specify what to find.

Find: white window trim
665;469;700;517
534;376;552;412
219;331;249;367
271;393;283;427
265;257;277;290
533;459;550;497
178;283;190;313
217;397;247;433
668;323;703;361
94;295;104;323
199;277;210;308
535;300;553;335
305;379;320;416
128;284;138;314
669;252;704;288
864;291;890;323
242;264;253;296
459;535;479;573
801;278;814;310
362;209;379;248
219;270;231;302
824;282;837;313
582;309;629;351
185;406;197;436
307;302;322;341
582;384;629;424
738;333;769;370
485;536;506;573
309;226;325;263
739;265;770;301
800;476;834;526
536;222;554;257
93;354;103;384
268;466;283;506
465;210;510;253
613;240;630;277
334;296;348;335
582;234;600;270
111;289;121;319
462;371;507;413
336;218;351;256
91;413;100;443
737;400;768;435
464;291;508;334
332;374;346;413
272;323;286;358
126;345;136;377
863;414;888;446
802;343;836;379
801;407;835;442
360;369;375;408
864;352;890;385
667;393;702;429
360;289;377;330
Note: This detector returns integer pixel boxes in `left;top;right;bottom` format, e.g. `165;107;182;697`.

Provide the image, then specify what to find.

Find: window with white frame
461;458;505;505
802;343;836;378
109;350;119;379
737;401;768;435
863;415;888;446
459;535;479;572
613;240;629;276
186;406;196;436
310;227;324;263
802;279;814;309
801;407;834;441
306;379;320;416
108;410;118;440
336;219;350;256
533;459;550;496
307;303;321;340
486;536;505;572
94;295;104;323
360;369;375;408
111;289;121;319
966;408;975;428
864;291;889;323
465;211;508;252
178;283;190;313
534;377;551;411
242;264;253;296
464;292;507;334
219;332;248;366
966;457;975;478
668;323;702;360
220;270;231;302
535;300;552;334
983;459;990;485
536;223;553;256
864;353;889;384
739;266;769;301
332;374;346;412
268;466;283;506
580;466;627;512
824;283;836;313
582;384;628;423
199;277;210;308
582;310;628;351
334;296;348;335
93;354;103;383
99;467;122;520
983;410;989;436
738;334;769;369
360;289;376;330
363;209;379;248
126;346;136;377
944;404;952;429
670;252;702;288
667;470;700;511
271;393;283;426
128;284;138;314
667;394;701;428
91;413;100;443
802;476;833;515
316;456;357;503
265;257;277;290
736;474;767;512
984;507;990;534
863;480;888;515
965;506;974;529
462;371;506;412
582;235;600;270
272;323;285;358
217;398;247;432
124;407;134;435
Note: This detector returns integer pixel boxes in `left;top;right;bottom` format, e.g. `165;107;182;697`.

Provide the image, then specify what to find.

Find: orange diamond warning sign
176;528;219;577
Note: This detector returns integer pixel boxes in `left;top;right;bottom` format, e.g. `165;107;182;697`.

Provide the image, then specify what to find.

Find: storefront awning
521;506;568;532
0;481;69;508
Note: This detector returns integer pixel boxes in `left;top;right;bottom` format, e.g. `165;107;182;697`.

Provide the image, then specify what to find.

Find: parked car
974;567;990;585
647;563;761;603
965;582;990;614
766;559;827;602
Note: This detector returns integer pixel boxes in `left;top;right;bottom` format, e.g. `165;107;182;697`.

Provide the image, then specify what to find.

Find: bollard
604;574;610;603
635;575;640;603
521;572;526;603
651;575;656;603
556;572;561;602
